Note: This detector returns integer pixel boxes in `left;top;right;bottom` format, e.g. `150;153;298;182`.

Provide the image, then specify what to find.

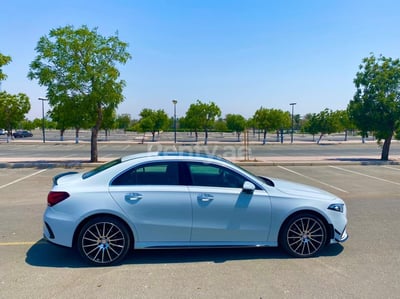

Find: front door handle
197;193;214;202
125;193;143;202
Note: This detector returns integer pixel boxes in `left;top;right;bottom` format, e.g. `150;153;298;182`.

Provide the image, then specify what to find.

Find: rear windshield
82;158;122;179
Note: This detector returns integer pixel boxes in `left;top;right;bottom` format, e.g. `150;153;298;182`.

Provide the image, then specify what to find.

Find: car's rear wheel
280;213;327;258
77;216;131;266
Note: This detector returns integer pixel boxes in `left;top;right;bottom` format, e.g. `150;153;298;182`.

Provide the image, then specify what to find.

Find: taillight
47;191;70;207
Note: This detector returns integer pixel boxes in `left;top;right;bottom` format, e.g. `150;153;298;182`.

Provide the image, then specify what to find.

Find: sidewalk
0;154;399;168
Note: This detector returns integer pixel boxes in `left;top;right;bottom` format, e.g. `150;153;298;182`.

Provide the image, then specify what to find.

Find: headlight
328;203;344;213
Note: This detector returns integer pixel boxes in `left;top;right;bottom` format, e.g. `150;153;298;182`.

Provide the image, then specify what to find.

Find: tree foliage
138;108;169;141
226;114;247;141
0;92;31;132
0;53;12;82
116;114;132;131
253;107;290;144
28;25;131;161
0;53;31;139
348;54;400;160
185;100;221;144
303;109;340;143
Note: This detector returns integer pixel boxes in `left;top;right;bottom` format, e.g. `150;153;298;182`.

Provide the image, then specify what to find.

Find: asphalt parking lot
1;164;400;298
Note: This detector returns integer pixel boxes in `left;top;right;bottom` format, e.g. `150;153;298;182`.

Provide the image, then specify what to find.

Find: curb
0;159;399;169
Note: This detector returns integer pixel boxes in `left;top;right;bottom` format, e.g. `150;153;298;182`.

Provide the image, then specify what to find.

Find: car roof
121;151;227;163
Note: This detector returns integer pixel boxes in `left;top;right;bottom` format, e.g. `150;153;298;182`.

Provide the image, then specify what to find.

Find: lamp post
172;100;178;143
290;102;296;144
38;97;48;143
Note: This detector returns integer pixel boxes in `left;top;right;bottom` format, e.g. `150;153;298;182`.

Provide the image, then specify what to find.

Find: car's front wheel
280;213;327;258
77;216;131;266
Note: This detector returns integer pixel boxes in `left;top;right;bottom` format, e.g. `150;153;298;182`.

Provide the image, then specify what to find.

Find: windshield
82;158;122;179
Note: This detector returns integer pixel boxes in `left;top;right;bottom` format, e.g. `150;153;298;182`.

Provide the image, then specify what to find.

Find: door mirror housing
242;181;255;193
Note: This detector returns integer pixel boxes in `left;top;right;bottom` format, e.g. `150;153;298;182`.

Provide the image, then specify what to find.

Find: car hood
260;176;337;201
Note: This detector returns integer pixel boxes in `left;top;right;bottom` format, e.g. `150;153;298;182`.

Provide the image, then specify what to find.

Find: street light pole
38;97;48;143
172;100;178;143
290;102;296;144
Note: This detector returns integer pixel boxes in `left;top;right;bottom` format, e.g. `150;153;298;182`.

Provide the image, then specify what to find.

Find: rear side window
83;158;122;179
111;162;179;186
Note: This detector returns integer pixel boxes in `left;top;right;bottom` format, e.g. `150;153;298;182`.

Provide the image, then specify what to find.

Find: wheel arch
278;209;333;247
72;213;135;249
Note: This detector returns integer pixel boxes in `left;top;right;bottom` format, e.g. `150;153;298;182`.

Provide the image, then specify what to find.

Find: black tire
280;213;327;258
77;216;131;266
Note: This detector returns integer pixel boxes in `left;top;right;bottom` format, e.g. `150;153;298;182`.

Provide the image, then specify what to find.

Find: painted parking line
277;166;348;193
0;241;37;246
329;166;400;186
0;240;48;246
383;166;400;171
0;169;48;190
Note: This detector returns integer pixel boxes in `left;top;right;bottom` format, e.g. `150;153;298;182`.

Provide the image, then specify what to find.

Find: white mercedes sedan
43;152;348;266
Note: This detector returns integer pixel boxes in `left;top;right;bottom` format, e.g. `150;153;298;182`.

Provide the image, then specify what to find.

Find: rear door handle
125;193;143;202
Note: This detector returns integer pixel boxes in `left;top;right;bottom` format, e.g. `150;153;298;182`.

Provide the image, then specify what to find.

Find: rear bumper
43;208;76;247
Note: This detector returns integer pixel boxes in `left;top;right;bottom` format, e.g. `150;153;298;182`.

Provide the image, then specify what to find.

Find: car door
186;162;271;243
108;161;192;244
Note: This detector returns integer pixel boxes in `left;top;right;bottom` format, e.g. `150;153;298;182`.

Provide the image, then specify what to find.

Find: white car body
43;152;348;265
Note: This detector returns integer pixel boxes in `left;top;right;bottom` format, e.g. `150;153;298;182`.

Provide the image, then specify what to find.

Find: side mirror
242;181;255;193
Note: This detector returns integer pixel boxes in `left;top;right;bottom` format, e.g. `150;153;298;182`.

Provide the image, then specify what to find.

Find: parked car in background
43;151;348;266
13;130;33;138
0;129;8;135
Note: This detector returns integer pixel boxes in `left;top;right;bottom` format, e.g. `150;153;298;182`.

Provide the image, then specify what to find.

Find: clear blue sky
1;0;400;120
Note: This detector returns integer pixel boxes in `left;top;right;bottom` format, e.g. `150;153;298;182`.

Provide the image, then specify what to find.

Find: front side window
112;162;179;186
188;163;245;188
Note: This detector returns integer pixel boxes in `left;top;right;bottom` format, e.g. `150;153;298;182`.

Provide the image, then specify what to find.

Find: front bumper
334;227;348;243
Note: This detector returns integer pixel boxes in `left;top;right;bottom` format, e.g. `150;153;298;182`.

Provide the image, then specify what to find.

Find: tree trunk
204;129;208;145
262;130;267;145
317;133;324;144
75;127;80;144
381;135;392;161
90;104;103;162
60;129;65;141
91;127;99;162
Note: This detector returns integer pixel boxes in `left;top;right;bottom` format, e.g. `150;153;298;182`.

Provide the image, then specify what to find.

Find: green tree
116;114;132;131
313;109;340;144
253;107;270;144
0;54;31;142
214;118;228;133
184;102;203;142
268;109;291;142
28;25;131;162
0;92;31;134
302;113;319;141
0;53;12;82
138;108;169;141
185;100;221;144
253;107;289;144
334;109;355;141
226;114;247;141
348;54;400;160
19;118;35;131
48;95;89;142
101;107;117;141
